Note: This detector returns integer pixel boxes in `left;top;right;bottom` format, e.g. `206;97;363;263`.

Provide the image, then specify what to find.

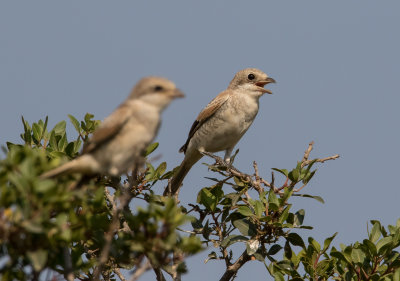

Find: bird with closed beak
41;76;184;179
165;68;275;196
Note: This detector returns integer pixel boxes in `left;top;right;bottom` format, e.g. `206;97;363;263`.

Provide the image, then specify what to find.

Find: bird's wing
179;90;232;153
82;104;130;154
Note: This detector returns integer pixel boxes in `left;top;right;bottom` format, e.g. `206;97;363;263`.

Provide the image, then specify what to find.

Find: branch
219;250;251;281
93;186;132;280
302;141;314;163
302;154;340;167
301;141;339;167
114;268;127;281
129;259;152;281
63;247;74;281
153;267;167;281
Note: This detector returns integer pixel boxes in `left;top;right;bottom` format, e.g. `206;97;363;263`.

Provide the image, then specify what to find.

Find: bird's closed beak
171;88;185;98
256;77;276;94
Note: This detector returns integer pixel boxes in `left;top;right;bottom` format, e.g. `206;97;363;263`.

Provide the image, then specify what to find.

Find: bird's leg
224;148;234;167
200;151;225;166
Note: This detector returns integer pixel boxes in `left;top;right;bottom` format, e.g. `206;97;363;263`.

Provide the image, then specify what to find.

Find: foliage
0;115;399;281
0;115;201;281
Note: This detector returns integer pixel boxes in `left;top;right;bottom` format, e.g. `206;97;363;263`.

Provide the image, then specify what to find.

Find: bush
0;115;399;281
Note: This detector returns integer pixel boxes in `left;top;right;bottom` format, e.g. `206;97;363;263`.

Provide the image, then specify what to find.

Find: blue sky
1;1;399;280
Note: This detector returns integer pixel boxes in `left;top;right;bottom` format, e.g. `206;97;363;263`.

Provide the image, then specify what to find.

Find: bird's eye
248;73;255;80
154;85;163;92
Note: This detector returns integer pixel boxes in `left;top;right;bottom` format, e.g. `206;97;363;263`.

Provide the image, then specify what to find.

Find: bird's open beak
256;77;276;94
171;88;185;98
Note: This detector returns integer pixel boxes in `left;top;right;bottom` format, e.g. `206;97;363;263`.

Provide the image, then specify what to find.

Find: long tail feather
165;153;202;196
40;157;92;179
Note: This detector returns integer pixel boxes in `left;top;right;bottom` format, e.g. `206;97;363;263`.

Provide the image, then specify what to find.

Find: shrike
41;77;184;179
166;68;275;196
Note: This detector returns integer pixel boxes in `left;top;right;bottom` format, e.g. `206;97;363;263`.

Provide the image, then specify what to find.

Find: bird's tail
165;153;202;196
40;156;93;179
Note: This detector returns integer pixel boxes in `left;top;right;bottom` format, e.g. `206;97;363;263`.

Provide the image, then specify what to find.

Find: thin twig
303;154;340;167
302;141;314;164
129;259;152;281
114;268;127;281
153;267;167;281
93;186;132;280
219;250;251;281
63;247;74;281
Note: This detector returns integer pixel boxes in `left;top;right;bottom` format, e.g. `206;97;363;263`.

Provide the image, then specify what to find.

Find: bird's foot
201;151;234;170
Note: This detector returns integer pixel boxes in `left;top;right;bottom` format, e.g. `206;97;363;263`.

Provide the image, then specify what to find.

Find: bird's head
129;76;184;110
228;68;276;96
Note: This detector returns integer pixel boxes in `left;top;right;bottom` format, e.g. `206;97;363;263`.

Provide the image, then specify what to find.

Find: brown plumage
166;68;275;196
41;77;184;179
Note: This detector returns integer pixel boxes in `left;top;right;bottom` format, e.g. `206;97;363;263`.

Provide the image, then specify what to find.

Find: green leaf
237;205;254;217
351;248;366;264
363;239;377;256
284;241;292;259
287;233;306;249
221;235;249;248
308;237;321;252
294;209;305;226
233;176;245;187
145;163;156;180
197;188;218;211
268;190;279;210
330;250;347;263
376;236;393;254
27;250;48;271
68;114;81;133
302;170;316;184
232;218;257;236
49;130;58;151
273;271;285;281
58;133;67;151
268;244;282;255
271;168;289;177
145;142;159;156
53;120;66;135
41;116;48;140
204;251;217;264
323;232;337;252
278;205;291;224
370;222;382;243
155;162;167;178
394;268;400;281
32;123;42;144
225;192;241;206
288;168;300;182
254;200;264;218
292;194;325;204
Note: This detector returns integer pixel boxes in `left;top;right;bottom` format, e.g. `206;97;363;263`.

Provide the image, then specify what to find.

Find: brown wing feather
82;104;130;154
179;90;231;153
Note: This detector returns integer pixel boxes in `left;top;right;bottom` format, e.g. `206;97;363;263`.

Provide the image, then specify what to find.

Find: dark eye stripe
154;85;163;92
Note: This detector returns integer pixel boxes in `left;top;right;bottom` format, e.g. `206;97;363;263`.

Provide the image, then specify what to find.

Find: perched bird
41;77;184;179
166;68;275;196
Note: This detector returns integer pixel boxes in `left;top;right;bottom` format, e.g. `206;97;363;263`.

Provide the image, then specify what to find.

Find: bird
165;68;275;196
41;76;184;179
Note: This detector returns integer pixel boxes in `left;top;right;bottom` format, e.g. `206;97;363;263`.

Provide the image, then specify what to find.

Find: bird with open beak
166;68;275;196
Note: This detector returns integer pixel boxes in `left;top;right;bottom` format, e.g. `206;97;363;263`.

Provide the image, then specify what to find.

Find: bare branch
93;186;133;280
219;250;251;281
303;154;340;167
129;259;152;281
114;268;127;281
153;267;167;281
63;247;74;281
302;141;314;163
